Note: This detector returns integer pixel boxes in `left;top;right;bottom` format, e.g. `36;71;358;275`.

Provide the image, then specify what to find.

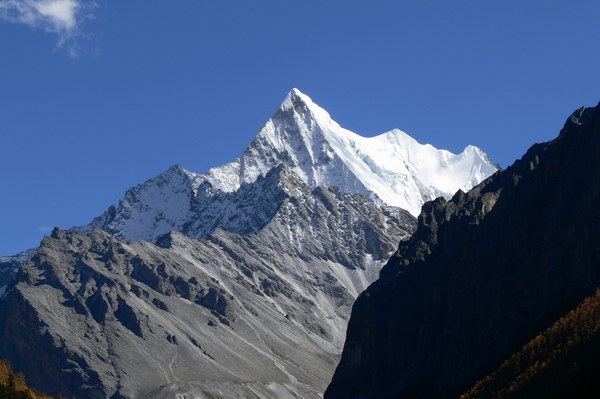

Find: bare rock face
0;166;415;398
326;103;600;399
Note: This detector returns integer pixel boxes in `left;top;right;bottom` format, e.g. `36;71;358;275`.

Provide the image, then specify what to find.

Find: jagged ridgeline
326;103;600;399
0;89;496;398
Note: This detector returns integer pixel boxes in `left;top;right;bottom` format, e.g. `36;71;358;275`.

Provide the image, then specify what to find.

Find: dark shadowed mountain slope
325;102;600;399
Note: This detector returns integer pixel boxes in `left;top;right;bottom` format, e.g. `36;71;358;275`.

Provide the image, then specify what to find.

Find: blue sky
1;0;599;255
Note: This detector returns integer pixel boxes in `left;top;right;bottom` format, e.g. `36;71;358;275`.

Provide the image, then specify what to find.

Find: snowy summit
87;89;498;242
203;88;497;215
235;88;498;215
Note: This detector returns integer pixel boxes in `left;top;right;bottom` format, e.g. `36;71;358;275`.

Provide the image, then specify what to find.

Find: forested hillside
462;289;600;399
0;360;53;399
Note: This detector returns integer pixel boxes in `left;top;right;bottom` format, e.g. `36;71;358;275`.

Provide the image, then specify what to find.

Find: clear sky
1;0;599;255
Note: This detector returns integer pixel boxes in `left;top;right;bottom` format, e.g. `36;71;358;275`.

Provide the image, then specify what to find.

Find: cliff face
326;103;600;399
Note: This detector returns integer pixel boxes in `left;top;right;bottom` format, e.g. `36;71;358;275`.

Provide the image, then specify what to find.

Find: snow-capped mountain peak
203;88;497;216
279;88;338;127
237;88;498;215
239;88;342;187
86;88;498;243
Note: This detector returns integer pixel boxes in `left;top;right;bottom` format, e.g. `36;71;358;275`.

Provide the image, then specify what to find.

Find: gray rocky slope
0;166;415;398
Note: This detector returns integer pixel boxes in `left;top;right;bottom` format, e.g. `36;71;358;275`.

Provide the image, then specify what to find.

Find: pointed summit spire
279;88;311;111
282;88;312;107
281;88;309;107
277;88;335;125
